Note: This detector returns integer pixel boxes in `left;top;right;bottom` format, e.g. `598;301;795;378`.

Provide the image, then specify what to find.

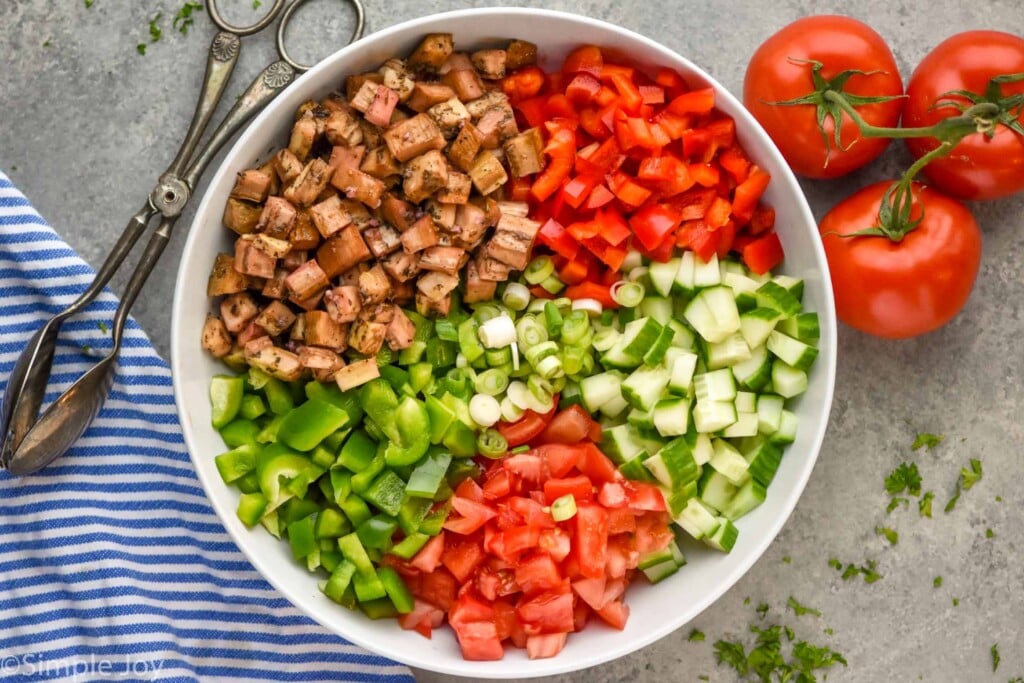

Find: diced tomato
562;45;604;76
628;202;682;251
482;468;512;500
634;511;675;555
502;66;546;103
398;598;445;638
607;507;637;534
538;528;571;562
564;281;617;308
539;405;596;446
573;600;591;632
503;453;542;485
527;632;568;660
410;532;445;573
452;619;504;661
455;477;485;503
496;407;557;447
574;503;609;579
571;576;608;610
598;482;628;508
508;496;556;529
515;552;564;595
500;524;542;560
595;600;630;630
493;598;517;641
413;566;457;610
534;443;582;478
442;537;486;583
624;480;667;512
577;442;620;484
543;475;593;504
604;535;638;579
742;231;784;275
445;497;498;535
517;590;575;635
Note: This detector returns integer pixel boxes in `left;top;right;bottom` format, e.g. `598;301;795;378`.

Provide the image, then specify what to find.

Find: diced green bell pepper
262;377;295;415
377;566;415;614
425;395;455;445
406;451;452;498
285;463;326;499
311;444;337;470
397;496;432;535
246;366;272;391
315;508;351;539
239;394;267;420
261;510;281;538
432;479;454;503
379;365;411;394
446;458;482;487
384;397;431;467
418;501;451;536
337;532;375;577
391;532;430;559
398;340;427;365
442;420;477;458
350;451;386;493
322;559;356;603
353;571;387;602
256;414;285;444
279;497;320;525
235;471;261;494
256;444;313;511
339;494;372;527
276;399;350;452
330;469;353;506
360;379;400;442
288;514;318;559
362;471;407;517
359;597;399;619
408;363;434;394
210;375;245;429
219;418;261;448
236;492;267;527
320;550;344;573
337;430;377;473
356;515;398;550
215;443;259;484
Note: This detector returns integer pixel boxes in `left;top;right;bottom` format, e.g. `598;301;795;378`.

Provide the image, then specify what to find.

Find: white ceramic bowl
172;7;836;678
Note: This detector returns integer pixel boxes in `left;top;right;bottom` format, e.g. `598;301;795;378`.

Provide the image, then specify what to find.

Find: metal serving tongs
0;0;365;476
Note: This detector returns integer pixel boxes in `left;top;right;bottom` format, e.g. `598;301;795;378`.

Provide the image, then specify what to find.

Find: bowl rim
171;6;836;678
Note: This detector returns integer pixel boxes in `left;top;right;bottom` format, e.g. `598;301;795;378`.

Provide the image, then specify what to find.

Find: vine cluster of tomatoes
744;17;1024;339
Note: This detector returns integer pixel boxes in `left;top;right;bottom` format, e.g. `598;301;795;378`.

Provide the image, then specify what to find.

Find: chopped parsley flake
1007;677;1022;683
912;432;944;451
841;563;860;580
782;556;792;564
688;629;706;642
136;43;147;55
996;495;1003;502
714;639;748;674
97;321;109;333
919;491;934;518
828;558;842;570
876;526;899;545
253;0;262;8
992;643;1000;672
886;462;922;497
85;0;94;7
714;622;847;682
945;459;983;513
887;496;909;513
824;627;834;635
173;2;203;35
840;560;883;584
787;596;821;617
756;603;770;619
987;528;995;539
43;39;51;47
148;13;163;42
953;597;960;607
944;488;961;513
697;677;709;682
744;597;751;606
934;576;943;588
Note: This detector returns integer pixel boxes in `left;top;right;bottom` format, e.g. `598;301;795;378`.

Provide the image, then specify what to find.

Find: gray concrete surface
2;1;1023;681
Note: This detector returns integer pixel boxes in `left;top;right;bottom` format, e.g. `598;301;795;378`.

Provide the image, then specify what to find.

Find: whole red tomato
904;31;1024;200
744;15;903;179
819;181;982;339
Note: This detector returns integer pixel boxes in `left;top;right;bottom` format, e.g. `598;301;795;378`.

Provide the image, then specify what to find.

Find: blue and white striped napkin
0;171;414;683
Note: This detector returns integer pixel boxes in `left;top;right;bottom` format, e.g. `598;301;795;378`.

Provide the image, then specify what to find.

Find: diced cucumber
709;439;750;486
642;325;676;366
769;410;798;446
706;333;751;370
622;366;672;411
602;423;650;464
667;351;699;396
669;540;686;566
692;400;737;433
674;251;696;296
645;438;700;488
735;392;757;414
592;327;621;353
698;469;738;512
665;319;696;350
662;480;698;517
719;259;747;279
771;360;808;398
693;368;737;402
693;433;714;466
628;408;656;430
639;297;673;325
755;281;801;317
739;307;781;349
693;253;721;288
619;452;656;482
722;412;758;438
580;371;625;412
642;558;681;583
756;394;785;434
675;497;720;540
773;274;804;302
603;317;663;369
684;286;741;343
767;331;818;371
778;312;820;343
720;479;767;520
648;259;679;297
744;440;783;487
704;517;739;552
652;397;691;437
731;345;772;391
598;391;630;419
723;270;760;299
638;545;675;570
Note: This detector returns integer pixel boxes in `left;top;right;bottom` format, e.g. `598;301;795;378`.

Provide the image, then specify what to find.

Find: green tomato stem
823;90;998;142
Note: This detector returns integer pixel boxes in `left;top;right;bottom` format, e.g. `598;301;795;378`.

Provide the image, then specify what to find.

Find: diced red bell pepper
502;66;546;103
557;256;590;285
654;67;688;97
584;184;615;209
742;231;784;275
537;218;580;260
688;162;721;188
607;171;652;207
629;202;682;251
676;219;720;262
667;87;715;115
564;281;617;308
514;96;549;129
607;71;643;114
705;195;732;230
732;167;771;224
638;84;665;105
719;146;751;184
545;93;578;121
561;174;603;209
749;205;776;235
562;45;604;76
565;73;602;106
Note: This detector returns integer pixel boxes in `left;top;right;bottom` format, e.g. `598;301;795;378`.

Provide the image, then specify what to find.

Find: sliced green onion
579;353;594;377
516;315;548;348
501;395;525;422
473;303;503;323
502;282;531;311
484;346;512;367
540;274;564;295
592;328;621;352
621;250;644;273
551;297;572;311
524;341;559;367
474;368;510;396
551;494;578;521
561;345;587;376
611;280;645;307
526;298;548;314
434;319;459;342
469;394;501;428
524;255;555;284
627;266;649;282
443;368;472;398
455;353;469;368
528;374;554;404
510;445;530;454
560;310;590;345
535;354;564;379
477;428;508;459
478;314;516;348
506;380;532;411
571;298;603;316
544;301;563;336
549;375;567;393
600;310;615;326
510;341;521;372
